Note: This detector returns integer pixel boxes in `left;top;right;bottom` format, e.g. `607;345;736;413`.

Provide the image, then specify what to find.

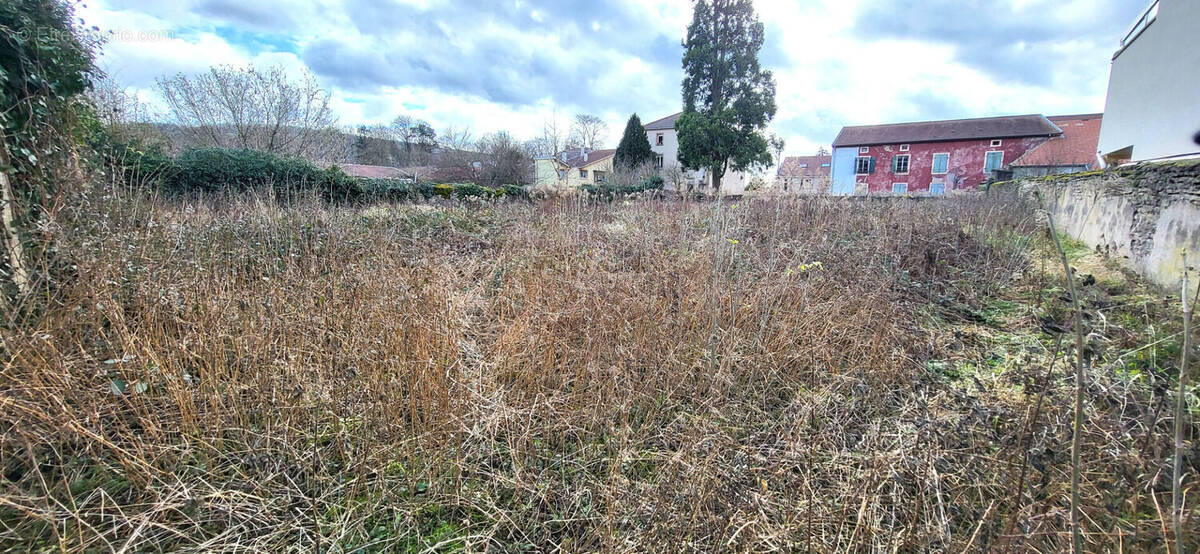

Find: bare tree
477;131;532;186
768;132;785;166
437;125;475;166
348;124;403;166
528;115;571;157
389;115;437;162
88;74;166;148
570;114;608;150
156;64;340;161
816;146;830;156
89;75;155;128
436;125;481;181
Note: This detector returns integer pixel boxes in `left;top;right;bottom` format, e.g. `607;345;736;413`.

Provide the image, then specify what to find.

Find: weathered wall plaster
1017;160;1200;289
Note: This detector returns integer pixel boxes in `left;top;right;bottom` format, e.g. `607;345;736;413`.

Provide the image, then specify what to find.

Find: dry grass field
1;190;1196;552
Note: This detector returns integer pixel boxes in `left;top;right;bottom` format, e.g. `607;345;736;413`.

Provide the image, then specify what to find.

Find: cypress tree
676;0;776;191
614;113;655;169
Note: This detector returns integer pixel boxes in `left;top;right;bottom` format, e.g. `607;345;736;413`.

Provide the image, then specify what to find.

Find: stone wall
1015;160;1200;289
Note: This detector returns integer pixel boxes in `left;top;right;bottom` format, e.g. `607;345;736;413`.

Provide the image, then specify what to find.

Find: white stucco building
1097;0;1200;163
644;112;749;195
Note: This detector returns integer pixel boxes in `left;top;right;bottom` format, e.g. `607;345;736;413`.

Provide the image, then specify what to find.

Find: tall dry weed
0;189;1193;551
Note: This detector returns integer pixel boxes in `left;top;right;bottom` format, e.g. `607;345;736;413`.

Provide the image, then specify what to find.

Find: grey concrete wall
1098;0;1200;162
1020;160;1200;289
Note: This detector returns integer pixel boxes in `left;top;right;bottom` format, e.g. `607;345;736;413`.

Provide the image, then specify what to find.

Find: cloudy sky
80;0;1147;157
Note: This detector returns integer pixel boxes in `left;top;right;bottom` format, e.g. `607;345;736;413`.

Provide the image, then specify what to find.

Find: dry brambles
0;189;1196;552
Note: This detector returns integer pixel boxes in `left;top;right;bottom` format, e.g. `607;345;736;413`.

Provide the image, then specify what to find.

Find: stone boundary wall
1007;160;1200;289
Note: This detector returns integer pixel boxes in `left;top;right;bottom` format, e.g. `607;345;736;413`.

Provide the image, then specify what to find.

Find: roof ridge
644;112;683;127
840;113;1047;130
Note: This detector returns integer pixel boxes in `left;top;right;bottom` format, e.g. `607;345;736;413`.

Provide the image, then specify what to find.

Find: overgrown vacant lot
1;191;1196;552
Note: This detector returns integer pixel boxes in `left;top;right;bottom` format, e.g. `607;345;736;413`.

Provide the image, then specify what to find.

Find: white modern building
1097;0;1200;164
644;113;749;194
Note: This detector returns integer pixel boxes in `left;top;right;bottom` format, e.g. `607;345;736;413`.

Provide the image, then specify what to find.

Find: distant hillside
144;123;479;169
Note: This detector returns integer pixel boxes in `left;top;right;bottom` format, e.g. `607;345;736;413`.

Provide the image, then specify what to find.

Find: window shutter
891;157;898;173
869;157;877;174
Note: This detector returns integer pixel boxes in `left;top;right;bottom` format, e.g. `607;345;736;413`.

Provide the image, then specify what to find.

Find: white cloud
80;0;1135;159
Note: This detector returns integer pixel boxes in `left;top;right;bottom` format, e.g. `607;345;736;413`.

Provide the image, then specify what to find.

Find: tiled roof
644;112;682;131
778;155;832;178
552;149;616;168
340;164;413;179
1011;114;1103;168
398;165;481;182
832;114;1062;147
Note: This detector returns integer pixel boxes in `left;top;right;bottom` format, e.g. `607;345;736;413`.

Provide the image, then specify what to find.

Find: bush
642;174;665;188
90;131;177;188
432;184;456;199
450;183;493;199
1;0;96;299
110;142;177;187
357;178;417;201
167;148;356;200
354;180;528;203
499;184;528;200
582;174;664;200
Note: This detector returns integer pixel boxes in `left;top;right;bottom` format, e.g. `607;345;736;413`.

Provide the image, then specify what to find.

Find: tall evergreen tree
614;113;655;168
676;0;776;191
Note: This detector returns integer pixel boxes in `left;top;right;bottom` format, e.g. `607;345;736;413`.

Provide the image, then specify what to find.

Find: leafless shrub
156;65;341;162
607;161;658;188
476;131;532;186
569;114;608;150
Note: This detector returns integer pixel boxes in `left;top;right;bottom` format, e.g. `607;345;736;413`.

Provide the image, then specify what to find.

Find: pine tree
614;114;655;169
676;0;776;191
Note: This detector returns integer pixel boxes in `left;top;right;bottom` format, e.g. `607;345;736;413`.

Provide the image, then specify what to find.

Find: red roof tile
398;165;482;182
553;149;616;168
340;164;412;179
1011;114;1103;168
832;114;1062;147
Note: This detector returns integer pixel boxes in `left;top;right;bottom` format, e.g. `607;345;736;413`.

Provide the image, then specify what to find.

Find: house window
593;170;607;182
858;146;869;154
990;139;1003;147
899;144;910;152
932;153;949;174
579;169;588;179
892;183;908;194
799;163;808;168
821;163;830;167
656;133;664;146
984;151;1004;172
854;156;874;175
655;154;664;169
930;182;946;196
892;154;910;174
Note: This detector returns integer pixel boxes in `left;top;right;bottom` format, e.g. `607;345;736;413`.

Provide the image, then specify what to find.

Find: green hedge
91;138;177;187
358;179;526;202
167;148;356;199
95;144;530;203
582;174;664;200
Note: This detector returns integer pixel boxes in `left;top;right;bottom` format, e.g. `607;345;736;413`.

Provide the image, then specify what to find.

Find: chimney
584;150;589;162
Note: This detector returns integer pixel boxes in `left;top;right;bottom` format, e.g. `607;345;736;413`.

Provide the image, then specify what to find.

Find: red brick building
830;115;1063;195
